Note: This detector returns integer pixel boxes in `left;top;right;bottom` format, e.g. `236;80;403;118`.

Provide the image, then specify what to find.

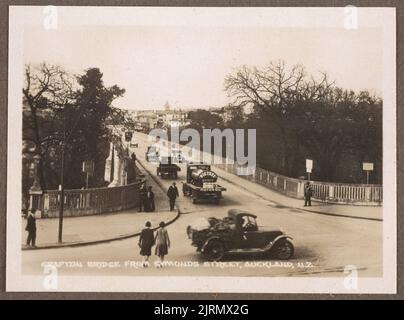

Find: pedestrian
146;186;155;212
304;181;313;207
25;209;37;247
131;152;137;163
154;221;170;268
139;183;147;212
167;182;179;211
138;221;154;267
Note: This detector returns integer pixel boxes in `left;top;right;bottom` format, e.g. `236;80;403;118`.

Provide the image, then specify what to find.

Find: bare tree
23;63;76;189
225;61;332;176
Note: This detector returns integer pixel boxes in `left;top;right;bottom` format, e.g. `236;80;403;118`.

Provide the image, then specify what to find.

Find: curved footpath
21;162;180;250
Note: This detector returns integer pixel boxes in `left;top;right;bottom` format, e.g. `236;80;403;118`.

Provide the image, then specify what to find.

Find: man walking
25;209;37;247
304;181;313;207
167;182;179;211
146;186;155;212
139;183;147;212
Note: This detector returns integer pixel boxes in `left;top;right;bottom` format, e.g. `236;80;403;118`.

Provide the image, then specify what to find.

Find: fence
215;163;383;206
40;180;144;218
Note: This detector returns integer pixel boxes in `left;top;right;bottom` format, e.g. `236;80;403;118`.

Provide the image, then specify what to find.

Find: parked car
186;209;294;261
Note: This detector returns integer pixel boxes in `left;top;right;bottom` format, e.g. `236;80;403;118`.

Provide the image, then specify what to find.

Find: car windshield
238;215;258;231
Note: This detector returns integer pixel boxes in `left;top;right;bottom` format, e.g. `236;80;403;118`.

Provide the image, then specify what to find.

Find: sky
24;25;382;110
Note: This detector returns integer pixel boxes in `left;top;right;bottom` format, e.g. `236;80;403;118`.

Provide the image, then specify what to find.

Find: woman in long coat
154;221;170;268
138;221;154;267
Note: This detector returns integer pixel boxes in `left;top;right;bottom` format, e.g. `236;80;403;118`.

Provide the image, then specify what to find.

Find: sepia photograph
6;5;396;293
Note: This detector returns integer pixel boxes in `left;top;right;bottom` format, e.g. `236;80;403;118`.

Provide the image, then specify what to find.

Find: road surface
22;131;382;278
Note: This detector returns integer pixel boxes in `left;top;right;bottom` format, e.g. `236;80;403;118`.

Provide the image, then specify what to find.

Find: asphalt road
22;132;382;278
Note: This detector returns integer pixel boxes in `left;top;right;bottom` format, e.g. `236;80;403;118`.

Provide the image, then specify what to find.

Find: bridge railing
214;162;382;206
40;180;143;218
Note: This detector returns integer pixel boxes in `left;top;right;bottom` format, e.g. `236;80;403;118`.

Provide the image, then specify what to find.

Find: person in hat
154;221;170;268
25;209;37;247
138;221;154;267
304;181;313;207
167;182;179;211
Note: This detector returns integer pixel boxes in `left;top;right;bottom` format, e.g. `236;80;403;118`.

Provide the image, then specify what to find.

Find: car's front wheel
271;240;294;260
204;240;225;261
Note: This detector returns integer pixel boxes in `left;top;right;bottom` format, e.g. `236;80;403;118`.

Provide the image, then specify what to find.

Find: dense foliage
22;64;129;208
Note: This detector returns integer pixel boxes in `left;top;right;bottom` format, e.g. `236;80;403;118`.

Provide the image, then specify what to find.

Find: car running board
227;248;268;254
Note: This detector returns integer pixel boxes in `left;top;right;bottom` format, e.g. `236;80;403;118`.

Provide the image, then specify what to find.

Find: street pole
56;99;91;243
366;171;369;185
86;171;89;189
58;143;65;243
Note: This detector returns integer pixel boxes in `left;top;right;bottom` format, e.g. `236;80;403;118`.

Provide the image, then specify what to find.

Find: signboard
362;162;374;171
306;159;313;173
82;160;94;176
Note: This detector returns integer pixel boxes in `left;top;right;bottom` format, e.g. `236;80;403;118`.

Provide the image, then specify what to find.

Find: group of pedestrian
138;221;171;268
137;182;179;267
139;182;179;213
139;183;155;212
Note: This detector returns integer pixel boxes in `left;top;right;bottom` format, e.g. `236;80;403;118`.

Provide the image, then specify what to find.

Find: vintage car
186;209;294;261
156;156;181;179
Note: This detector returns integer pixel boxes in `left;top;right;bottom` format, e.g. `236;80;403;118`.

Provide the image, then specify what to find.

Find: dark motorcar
157;156;181;179
186;209;294;261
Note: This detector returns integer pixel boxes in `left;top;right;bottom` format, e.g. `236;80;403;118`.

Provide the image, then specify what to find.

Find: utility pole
58;141;65;243
57;101;88;243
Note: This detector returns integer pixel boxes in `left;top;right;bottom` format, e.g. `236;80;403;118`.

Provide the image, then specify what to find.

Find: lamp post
29;154;43;213
56;99;90;243
29;154;42;193
58;142;66;243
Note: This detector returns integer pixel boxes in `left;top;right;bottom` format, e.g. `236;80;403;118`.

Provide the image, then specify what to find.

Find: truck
156;156;181;179
182;162;226;204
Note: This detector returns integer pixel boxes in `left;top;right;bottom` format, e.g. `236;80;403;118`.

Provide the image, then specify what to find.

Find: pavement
21;163;179;250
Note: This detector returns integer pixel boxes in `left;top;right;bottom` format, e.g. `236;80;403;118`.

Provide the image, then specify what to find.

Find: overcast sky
24;25;382;110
